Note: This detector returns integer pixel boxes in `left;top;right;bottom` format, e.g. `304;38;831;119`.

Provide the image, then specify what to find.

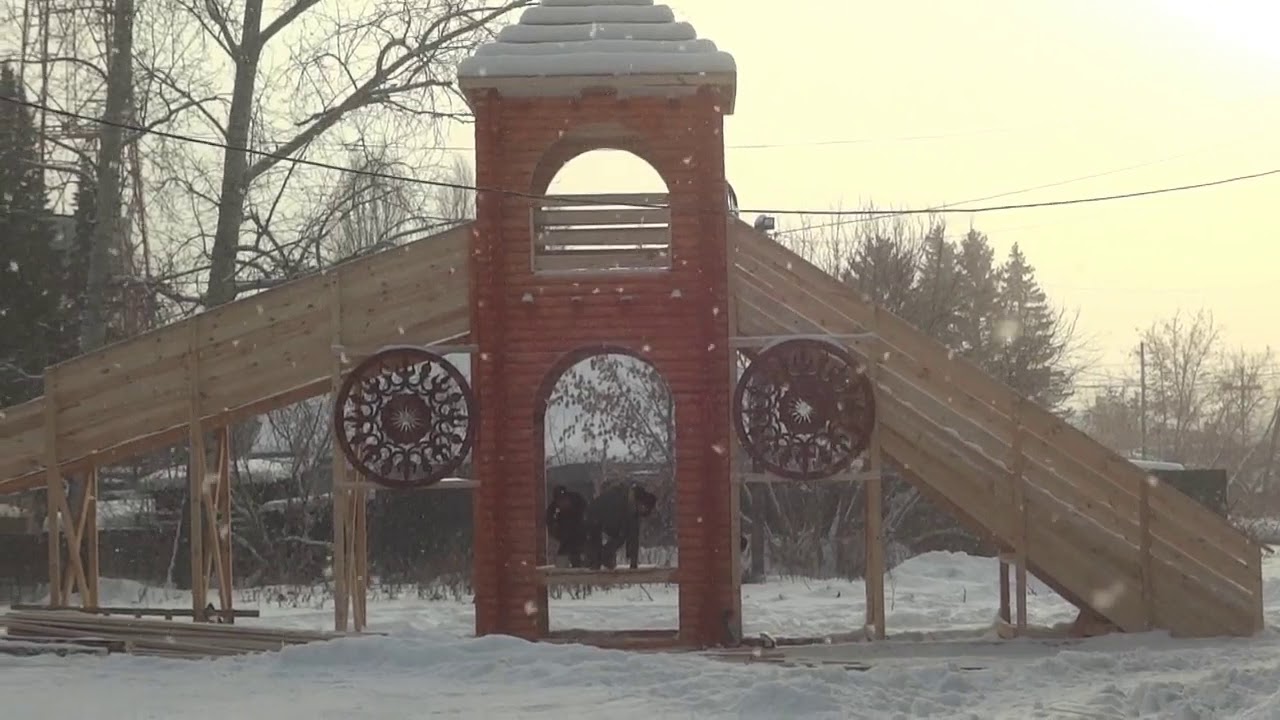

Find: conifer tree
0;62;61;406
911;222;961;345
991;243;1073;410
951;229;1000;366
66;158;98;346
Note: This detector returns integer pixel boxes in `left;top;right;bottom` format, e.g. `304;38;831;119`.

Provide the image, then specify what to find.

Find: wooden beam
1138;474;1153;631
85;466;99;608
329;274;349;633
201;427;234;620
726;233;744;644
186;322;207;621
865;313;886;640
43;368;63;607
999;555;1011;624
1009;397;1028;634
350;475;368;631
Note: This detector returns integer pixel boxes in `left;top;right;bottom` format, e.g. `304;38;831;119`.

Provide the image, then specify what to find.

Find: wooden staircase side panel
732;249;1255;597
731;233;1260;637
877;355;1257;611
729;224;1261;604
880;393;1256;637
0;224;474;495
731;224;1256;566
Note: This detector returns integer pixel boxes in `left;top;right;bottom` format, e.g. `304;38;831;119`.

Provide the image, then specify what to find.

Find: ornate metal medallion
333;347;475;489
733;339;876;480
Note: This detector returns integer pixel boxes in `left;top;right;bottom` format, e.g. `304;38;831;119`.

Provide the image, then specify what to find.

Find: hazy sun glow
1163;0;1280;63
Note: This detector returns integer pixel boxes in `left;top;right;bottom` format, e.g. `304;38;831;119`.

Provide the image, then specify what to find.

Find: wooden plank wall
729;221;1263;638
0;224;474;495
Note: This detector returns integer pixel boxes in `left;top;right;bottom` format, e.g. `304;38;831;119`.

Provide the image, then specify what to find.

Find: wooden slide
0;218;1264;638
729;221;1264;638
0;223;473;496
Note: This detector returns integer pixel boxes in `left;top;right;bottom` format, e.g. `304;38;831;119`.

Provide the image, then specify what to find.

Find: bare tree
1140;309;1221;462
231;398;332;585
178;0;530;308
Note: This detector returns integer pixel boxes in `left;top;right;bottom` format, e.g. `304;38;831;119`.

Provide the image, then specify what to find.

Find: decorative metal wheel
733;338;876;481
333;347;475;489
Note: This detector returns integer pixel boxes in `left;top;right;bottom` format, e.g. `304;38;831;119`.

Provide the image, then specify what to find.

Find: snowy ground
5;550;1280;719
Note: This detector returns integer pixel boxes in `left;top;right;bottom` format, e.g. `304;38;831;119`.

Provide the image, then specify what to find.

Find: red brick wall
466;87;736;647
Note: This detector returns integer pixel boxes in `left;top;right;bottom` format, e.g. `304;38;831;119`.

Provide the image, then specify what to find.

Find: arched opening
532;146;671;274
538;347;677;633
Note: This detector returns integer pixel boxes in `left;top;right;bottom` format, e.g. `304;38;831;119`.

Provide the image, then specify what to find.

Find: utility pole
1222;365;1262;452
1139;341;1147;460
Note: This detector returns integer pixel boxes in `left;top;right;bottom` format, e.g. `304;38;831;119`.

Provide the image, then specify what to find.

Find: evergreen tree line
787;215;1079;411
0;62;100;407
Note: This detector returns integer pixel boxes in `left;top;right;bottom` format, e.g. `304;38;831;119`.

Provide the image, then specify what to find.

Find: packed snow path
5;551;1280;718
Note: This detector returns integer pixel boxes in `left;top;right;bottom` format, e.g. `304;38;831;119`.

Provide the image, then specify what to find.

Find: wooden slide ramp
729;221;1264;638
0;223;473;496
0;217;1263;639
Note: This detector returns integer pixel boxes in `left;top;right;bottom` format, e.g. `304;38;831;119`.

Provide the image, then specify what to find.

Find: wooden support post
727;244;747;638
749;495;766;581
43;368;64;607
199;427;235;621
328;272;368;632
329;275;350;632
1009;398;1028;634
998;554;1011;624
186;323;208;620
340;472;369;632
864;311;886;641
1138;473;1153;631
353;476;368;630
85;466;100;609
42;369;101;609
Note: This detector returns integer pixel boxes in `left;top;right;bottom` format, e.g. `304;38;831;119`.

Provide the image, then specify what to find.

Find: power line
3;94;1278;218
771;152;1239;236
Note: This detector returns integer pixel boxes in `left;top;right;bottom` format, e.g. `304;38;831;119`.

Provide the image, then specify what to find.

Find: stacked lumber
0;610;350;660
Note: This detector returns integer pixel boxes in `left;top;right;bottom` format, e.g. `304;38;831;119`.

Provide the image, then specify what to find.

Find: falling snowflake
995;317;1022;344
397;326;405;335
523;600;537;616
256;304;264;315
711;443;726;455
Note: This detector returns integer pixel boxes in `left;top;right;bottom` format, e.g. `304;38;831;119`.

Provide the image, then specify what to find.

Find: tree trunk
206;0;264;308
79;0;134;351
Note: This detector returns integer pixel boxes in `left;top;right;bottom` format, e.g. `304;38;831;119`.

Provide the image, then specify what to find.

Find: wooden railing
531;193;671;273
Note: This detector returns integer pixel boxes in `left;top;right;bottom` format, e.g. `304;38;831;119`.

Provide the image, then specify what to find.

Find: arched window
533;150;671;274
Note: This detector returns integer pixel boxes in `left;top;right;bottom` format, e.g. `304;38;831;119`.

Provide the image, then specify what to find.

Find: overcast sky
447;0;1280;388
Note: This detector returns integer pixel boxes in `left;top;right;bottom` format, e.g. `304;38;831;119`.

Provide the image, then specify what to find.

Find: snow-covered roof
457;0;735;109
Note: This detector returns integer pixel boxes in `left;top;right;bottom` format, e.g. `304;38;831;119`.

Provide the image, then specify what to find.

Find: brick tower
458;0;739;648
